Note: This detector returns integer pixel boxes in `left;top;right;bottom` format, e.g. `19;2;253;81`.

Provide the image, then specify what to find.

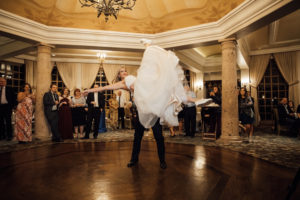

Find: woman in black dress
238;87;254;141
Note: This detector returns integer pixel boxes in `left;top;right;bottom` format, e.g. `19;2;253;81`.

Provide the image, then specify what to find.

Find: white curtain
249;54;271;125
56;62;78;91
103;64;139;84
274;52;299;106
81;63;99;89
103;64;121;84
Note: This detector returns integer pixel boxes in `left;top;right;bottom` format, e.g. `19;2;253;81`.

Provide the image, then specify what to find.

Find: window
51;65;66;93
258;58;288;120
92;67;113;109
0;61;26;95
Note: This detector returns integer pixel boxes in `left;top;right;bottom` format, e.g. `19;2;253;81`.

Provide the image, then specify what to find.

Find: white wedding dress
124;45;187;128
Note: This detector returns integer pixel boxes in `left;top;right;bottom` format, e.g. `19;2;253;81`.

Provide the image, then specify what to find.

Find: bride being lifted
85;39;210;129
84;39;211;169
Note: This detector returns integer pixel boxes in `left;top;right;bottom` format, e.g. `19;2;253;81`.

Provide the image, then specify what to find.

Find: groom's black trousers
130;113;165;163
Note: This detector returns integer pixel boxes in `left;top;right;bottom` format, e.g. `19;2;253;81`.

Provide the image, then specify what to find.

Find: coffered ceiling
0;0;245;34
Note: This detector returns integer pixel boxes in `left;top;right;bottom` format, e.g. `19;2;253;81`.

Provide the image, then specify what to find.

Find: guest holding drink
15;83;35;143
58;88;73;139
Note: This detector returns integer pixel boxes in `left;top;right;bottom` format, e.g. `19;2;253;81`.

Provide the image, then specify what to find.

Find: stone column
35;44;53;140
219;38;240;141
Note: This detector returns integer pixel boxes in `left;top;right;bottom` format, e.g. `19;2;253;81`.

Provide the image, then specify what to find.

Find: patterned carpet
1;129;299;169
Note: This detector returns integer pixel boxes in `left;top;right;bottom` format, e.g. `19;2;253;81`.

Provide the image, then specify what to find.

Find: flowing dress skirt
15;97;33;142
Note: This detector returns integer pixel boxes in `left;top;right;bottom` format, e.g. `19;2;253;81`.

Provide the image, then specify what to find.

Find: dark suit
43;91;61;141
130;112;165;164
0;86;16;140
85;92;105;138
278;103;299;136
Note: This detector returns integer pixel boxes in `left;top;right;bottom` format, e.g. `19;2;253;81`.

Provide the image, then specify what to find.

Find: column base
217;135;242;144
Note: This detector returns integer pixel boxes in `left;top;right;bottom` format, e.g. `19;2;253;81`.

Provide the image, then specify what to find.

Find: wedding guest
0;77;16;141
72;88;86;138
108;93;119;130
84;84;104;139
278;98;299;136
15;83;35;143
58;88;73;139
288;100;297;118
208;86;222;138
113;67;130;129
238;87;254;141
183;84;196;138
43;84;62;142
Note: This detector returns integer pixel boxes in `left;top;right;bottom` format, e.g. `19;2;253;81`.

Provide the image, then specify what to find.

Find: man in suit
0;77;16;141
84;84;105;139
278;98;299;136
43;84;62;142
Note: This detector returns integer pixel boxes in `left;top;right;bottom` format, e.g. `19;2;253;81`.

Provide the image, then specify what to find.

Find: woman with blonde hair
85;39;210;169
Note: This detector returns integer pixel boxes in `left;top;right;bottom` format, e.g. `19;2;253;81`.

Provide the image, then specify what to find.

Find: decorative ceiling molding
0;0;293;50
15;54;141;65
249;44;300;55
179;49;221;67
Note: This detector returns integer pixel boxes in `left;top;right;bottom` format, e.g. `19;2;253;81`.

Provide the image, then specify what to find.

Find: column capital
37;43;55;49
218;37;236;43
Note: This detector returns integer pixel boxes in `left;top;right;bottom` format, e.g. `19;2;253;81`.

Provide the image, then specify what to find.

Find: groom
127;112;167;169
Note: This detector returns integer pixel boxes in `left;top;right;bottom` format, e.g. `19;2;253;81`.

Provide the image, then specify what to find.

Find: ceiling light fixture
79;0;137;22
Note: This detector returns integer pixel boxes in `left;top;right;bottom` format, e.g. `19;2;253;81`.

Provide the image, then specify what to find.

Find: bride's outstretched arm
84;80;127;94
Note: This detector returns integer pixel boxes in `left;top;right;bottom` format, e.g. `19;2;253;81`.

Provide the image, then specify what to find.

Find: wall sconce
195;81;203;91
97;52;107;64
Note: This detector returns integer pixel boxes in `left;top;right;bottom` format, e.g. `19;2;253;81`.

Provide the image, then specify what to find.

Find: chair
201;107;216;140
273;108;289;136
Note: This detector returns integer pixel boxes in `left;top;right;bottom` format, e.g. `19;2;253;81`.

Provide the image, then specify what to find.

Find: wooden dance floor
0;141;298;200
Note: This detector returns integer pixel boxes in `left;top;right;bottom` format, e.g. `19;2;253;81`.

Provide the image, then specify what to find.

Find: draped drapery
190;71;196;92
56;62;79;92
81;63;100;90
103;64;139;84
249;54;271;125
56;63;99;93
274;52;299;106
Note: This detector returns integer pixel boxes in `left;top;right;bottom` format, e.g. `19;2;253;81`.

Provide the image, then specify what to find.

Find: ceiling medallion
79;0;137;22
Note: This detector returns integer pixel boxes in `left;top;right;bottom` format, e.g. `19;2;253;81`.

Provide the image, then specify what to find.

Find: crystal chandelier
79;0;137;22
